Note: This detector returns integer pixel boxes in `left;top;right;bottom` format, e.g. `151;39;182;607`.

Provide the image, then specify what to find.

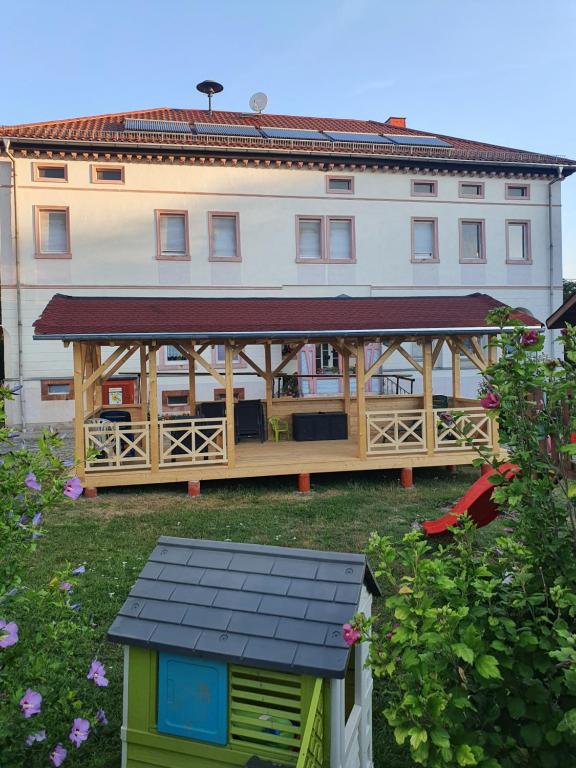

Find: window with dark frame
459;182;484;198
41;379;73;401
460;220;485;262
35;165;67;181
506;184;530;199
93;166;124;183
411;180;437;196
327;176;354;193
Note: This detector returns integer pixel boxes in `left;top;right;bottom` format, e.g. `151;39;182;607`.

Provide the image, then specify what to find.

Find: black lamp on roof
196;80;223;117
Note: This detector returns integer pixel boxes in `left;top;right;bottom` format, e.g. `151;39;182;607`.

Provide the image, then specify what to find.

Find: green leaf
521;723;542;748
394;725;411;745
558;708;576;734
545;730;563;746
506;697;526;720
568;482;576;499
430;727;450;749
475;654;502;680
456;744;478;766
409;727;428;750
452;643;475;663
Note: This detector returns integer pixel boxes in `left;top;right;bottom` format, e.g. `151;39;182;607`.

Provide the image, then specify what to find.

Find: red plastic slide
423;463;519;535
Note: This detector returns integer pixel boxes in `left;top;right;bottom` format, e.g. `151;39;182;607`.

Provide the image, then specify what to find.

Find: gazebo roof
33;293;539;341
108;537;380;679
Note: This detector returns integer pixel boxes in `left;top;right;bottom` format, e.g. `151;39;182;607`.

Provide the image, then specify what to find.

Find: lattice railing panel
84;421;150;471
367;410;426;454
297;678;324;768
434;408;492;452
229;665;302;764
160;417;227;466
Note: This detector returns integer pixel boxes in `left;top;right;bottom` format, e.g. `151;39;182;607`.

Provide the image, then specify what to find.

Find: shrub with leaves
352;314;576;767
0;387;109;766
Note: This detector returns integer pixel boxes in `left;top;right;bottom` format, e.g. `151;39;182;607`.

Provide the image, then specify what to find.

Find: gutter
33;324;542;342
2;139;25;428
548;166;564;355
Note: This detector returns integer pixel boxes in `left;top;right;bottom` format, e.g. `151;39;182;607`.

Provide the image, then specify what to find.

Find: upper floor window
165;345;187;363
411;218;438;262
506;183;530;200
35;207;71;258
459;182;484;199
208;213;241;261
156;210;189;260
411;180;437;197
326;175;354;194
459;219;486;263
296;216;355;262
212;345;242;367
33;164;67;182
506;220;532;264
92;165;124;184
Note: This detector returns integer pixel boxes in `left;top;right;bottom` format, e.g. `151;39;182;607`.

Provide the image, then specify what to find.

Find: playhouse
108;536;380;768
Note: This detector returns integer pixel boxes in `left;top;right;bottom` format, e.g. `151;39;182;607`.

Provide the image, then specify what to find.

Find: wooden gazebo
33;293;537;496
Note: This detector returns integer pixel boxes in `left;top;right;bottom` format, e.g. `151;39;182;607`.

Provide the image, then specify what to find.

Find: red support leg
187;480;201;497
297;473;311;493
84;487;98;499
400;468;414;489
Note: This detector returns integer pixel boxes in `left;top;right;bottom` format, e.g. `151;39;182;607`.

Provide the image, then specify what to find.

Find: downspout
2;138;25;428
548;165;564;356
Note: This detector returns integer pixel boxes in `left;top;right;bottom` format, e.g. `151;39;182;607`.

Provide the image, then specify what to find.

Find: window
92;165;124;183
326;175;354;194
212;345;241;366
459;182;484;199
411;180;437;197
214;387;245;401
35;207;71;257
296;216;355;262
506;183;530;200
161;390;190;411
459;220;486;262
506;220;531;263
315;343;340;372
208;213;240;261
156;211;189;259
41;379;73;401
411;218;438;262
33;164;67;182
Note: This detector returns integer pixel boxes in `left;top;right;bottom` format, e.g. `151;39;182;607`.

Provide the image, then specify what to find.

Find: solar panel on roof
194;123;261;137
386;135;452;147
323;131;394;144
123;118;193;133
260;127;329;141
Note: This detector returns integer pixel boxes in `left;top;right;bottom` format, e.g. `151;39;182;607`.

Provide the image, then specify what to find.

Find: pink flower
480;392;501;410
20;688;42;718
87;659;109;687
50;743;67;766
63;477;83;500
520;330;540;347
59;581;73;592
342;623;361;646
96;708;108;725
25;729;46;746
25;472;41;492
69;718;90;748
0;619;18;648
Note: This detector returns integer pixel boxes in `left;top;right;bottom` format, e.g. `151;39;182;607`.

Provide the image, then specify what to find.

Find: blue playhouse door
157;653;228;745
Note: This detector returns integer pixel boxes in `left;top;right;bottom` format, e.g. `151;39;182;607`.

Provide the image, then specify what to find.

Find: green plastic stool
268;416;289;442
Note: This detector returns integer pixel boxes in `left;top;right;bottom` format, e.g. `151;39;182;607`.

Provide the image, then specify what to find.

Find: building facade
0;108;572;426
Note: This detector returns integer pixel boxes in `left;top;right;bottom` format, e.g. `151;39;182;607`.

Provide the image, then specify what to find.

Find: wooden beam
82;343;130;392
99;344;139;385
188;345;196;415
423;337;435;456
356;342;367;459
173;343;226;387
470;335;487;366
94;345;103;414
343;349;351;416
239;349;266;379
139;345;148;420
264;343;273;427
225;343;236;467
72;342;86;481
487;340;499;451
148;344;159;472
432;338;444;367
272;343;304;377
396;343;424;375
365;340;401;380
448;339;461;400
452;336;485;371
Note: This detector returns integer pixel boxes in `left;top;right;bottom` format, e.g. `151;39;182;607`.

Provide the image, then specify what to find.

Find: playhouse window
157;653;228;745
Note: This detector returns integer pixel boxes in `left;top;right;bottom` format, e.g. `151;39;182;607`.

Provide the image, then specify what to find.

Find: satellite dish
249;92;268;114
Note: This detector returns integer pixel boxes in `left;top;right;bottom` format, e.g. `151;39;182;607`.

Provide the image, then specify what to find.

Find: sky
3;0;576;275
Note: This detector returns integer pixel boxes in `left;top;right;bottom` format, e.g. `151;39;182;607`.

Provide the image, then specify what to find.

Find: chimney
386;116;406;128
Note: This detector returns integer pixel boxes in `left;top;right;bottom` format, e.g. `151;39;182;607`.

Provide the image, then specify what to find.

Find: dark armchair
234;400;266;443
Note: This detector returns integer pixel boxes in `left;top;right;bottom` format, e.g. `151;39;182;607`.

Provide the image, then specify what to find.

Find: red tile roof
2;107;572;166
33;293;540;340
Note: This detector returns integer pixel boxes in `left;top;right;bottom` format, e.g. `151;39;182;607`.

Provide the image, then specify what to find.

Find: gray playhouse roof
108;536;380;678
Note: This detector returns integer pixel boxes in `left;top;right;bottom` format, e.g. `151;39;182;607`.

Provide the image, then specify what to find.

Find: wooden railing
366;410;427;454
159;417;227;466
84;421;151;471
434;407;492;452
296;678;324;768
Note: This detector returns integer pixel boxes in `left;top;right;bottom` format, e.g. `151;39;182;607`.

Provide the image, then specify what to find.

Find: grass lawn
28;466;506;768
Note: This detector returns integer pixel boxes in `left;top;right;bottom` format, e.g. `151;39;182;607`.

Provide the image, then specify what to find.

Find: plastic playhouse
108;536;380;768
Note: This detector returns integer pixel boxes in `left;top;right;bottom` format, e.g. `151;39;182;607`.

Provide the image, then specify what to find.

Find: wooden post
72;342;86;482
84;344;95;417
94;346;103;415
188;343;196;415
423;337;435;455
343;349;351;416
148;343;159;473
225;342;236;467
139;345;148;420
451;341;461;402
487;338;499;452
356;341;367;459
264;342;272;438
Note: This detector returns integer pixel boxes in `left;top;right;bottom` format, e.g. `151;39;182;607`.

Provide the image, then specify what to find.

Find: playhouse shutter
229;665;304;762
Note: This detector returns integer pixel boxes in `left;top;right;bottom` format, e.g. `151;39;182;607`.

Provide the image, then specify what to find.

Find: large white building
0;105;573;427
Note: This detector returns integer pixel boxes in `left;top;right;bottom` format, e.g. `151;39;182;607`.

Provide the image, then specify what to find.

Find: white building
0;106;572;427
